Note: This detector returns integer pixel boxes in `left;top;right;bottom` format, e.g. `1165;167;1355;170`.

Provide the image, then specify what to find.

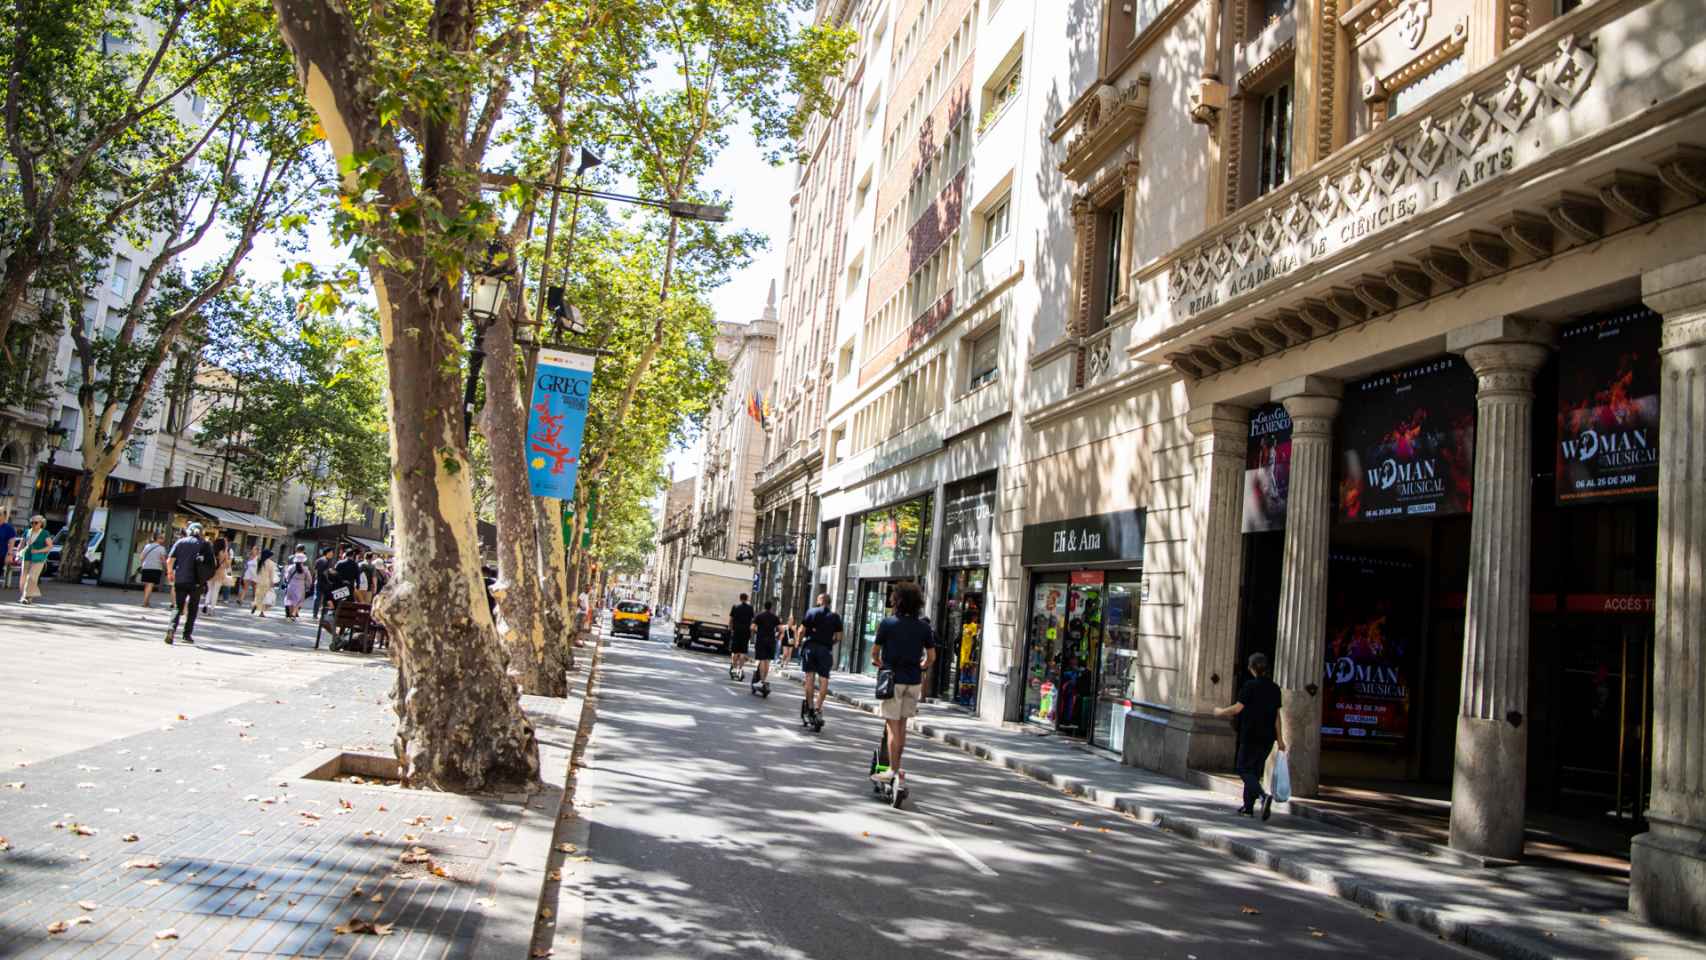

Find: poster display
1321;553;1419;747
526;349;596;500
1337;356;1477;522
1242;403;1292;532
1556;308;1661;503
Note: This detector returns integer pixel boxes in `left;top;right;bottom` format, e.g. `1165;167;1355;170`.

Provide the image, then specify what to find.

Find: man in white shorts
870;581;935;792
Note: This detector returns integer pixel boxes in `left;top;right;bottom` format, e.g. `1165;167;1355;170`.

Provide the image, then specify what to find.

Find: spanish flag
746;391;762;423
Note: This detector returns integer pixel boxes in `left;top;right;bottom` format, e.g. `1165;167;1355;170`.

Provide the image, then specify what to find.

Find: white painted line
916;818;999;876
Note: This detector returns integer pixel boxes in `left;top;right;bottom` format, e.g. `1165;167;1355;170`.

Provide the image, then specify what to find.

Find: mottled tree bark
272;0;539;792
479;293;558;696
536;496;575;677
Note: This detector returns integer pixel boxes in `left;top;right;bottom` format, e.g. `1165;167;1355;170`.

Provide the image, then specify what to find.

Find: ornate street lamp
462;244;512;439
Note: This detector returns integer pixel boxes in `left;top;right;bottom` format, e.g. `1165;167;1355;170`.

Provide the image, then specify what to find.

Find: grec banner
1321;553;1419;748
1242;402;1291;533
1337;356;1477;522
526;349;596;501
1556;307;1661;503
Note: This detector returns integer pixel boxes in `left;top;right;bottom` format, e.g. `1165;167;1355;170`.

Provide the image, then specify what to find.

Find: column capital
1184;403;1249;445
1445;315;1553;354
1643;253;1706;352
1278;392;1340;437
1271;374;1343;402
1462;342;1550;398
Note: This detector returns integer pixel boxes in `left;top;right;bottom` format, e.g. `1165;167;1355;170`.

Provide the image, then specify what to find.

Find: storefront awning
184;502;290;537
346;536;393;556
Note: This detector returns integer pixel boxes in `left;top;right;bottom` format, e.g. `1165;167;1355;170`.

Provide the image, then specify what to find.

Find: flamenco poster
1242;403;1291;532
1320;553;1418;747
1556;308;1661;503
1337;356;1477;522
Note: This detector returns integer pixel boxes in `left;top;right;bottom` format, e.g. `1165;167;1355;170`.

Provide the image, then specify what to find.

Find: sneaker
1261;793;1273;821
870;768;895;783
1235;805;1253;817
182;636;194;644
164;630;175;645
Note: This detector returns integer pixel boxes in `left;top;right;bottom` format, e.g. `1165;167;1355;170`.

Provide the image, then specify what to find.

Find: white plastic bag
1272;749;1292;803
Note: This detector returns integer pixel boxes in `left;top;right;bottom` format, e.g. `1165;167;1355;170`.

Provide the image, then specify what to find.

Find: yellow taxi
611;600;652;637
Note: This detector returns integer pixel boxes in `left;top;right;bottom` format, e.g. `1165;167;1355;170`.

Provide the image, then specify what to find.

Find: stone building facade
653;475;698;613
690;301;777;562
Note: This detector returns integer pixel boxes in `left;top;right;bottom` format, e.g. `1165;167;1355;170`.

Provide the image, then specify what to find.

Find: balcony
1127;10;1706;378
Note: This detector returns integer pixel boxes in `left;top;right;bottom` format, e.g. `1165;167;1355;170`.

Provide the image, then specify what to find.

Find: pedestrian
356;551;378;602
869;581;936;792
334;547;362;603
0;513;16;583
251;548;278;617
798;592;843;728
16;515;51;604
136;531;168;608
750;599;782;696
313;547;335;618
202;535;230;615
727;592;754;681
241;546;261;605
1215;651;1286;820
281;547;311;620
164;523;215;645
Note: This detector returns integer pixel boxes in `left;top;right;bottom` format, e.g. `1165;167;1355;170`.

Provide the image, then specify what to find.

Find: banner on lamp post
526;349;595;501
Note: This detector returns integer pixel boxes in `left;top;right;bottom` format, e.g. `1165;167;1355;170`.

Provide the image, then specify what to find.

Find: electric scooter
868;725;908;808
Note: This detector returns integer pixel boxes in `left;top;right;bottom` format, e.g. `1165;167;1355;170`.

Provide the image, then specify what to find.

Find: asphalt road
569;628;1478;960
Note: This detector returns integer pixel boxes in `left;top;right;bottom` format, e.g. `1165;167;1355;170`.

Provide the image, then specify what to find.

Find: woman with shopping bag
1214;652;1287;821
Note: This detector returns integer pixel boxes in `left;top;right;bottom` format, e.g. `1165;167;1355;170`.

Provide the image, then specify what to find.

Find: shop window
982;193;1011;253
1253;82;1292;200
967;329;999;390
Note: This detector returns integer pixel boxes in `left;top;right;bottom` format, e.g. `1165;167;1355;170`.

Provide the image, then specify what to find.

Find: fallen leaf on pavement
77;900;98;911
154;928;179;940
238;830;256;837
70;823;97;836
125;857;161;869
4;782;25;790
566;856;591;863
121;833;139;842
540;907;553;920
338;799;353;810
377;804;388;812
297;811;322;820
142;878;164;887
333;917;394;936
555;843;575;853
428;863;449;878
46;920;68;934
77;852;90;861
496;824;515;832
1152;880;1164;885
370;894;383;903
176;714;187;721
548;870;562;881
72;916;92;926
399;847;432;864
350;886;365;897
475;897;497;908
1239;905;1261;915
1310;930;1326;938
531;949;552;958
0;836;9;852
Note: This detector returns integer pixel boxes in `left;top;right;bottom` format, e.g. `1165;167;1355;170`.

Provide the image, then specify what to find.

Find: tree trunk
536;496;575;676
479;296;558;696
54;466;107;583
373;272;540;792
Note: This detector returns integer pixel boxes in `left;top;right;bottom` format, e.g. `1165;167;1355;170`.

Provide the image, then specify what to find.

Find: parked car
44;528;103;580
611;600;652;637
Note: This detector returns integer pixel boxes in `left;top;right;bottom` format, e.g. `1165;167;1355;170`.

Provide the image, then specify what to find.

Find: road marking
915;818;998;876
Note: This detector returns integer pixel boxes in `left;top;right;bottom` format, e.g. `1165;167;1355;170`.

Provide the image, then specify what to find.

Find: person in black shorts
728;593;755;681
750;599;782;695
799;592;843;728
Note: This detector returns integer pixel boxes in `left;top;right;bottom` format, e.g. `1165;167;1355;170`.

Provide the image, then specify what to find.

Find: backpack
194;541;216;583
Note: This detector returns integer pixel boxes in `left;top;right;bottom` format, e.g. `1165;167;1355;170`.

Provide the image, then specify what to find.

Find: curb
467;640;605;960
820;686;1562;960
535;637;606;960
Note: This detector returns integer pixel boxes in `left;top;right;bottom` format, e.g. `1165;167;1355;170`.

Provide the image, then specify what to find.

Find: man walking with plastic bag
1215;652;1286;820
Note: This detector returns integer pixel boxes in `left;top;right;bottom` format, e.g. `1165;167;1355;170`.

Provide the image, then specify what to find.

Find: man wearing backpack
164;523;216;645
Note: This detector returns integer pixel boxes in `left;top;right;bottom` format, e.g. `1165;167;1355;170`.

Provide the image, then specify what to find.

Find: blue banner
526;349;596;500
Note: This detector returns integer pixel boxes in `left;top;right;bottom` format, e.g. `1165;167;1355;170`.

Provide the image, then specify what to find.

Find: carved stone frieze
1167;35;1600;311
1060;77;1152;183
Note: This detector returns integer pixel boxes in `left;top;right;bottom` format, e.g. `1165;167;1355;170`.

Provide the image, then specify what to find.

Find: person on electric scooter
869;581;935;793
799;592;843;728
750;598;781;695
728;593;755;680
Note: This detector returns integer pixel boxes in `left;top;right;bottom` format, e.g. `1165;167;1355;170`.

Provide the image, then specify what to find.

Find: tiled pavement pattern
0;589;570;959
783;663;1706;960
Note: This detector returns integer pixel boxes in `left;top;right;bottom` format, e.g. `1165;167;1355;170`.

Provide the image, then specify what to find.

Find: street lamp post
462;245;512;440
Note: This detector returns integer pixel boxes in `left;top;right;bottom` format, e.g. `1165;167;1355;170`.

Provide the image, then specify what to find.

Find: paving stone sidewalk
0;630;576;959
787;665;1704;960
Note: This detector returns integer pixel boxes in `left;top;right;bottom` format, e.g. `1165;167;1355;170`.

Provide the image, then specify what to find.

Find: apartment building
753;0;884;623
652;474;698;612
690;302;777;561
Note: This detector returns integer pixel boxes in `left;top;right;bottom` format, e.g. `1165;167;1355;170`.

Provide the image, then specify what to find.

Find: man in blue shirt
798;593;843;728
870;581;935;790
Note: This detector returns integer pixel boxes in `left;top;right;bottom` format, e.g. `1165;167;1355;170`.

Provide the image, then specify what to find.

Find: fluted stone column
1173;403;1249;774
1445;318;1551;860
1632;255;1706;934
1271;376;1341;799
